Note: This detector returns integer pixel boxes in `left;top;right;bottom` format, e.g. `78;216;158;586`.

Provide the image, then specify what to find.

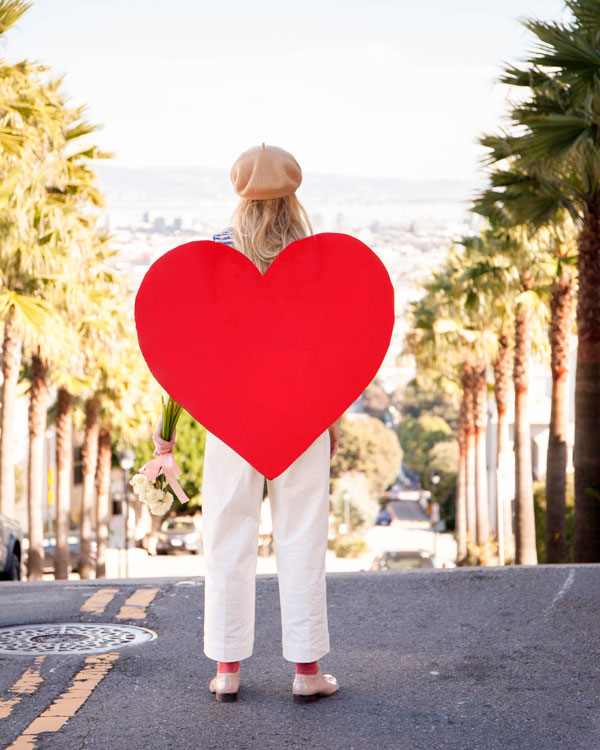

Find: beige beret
230;143;302;200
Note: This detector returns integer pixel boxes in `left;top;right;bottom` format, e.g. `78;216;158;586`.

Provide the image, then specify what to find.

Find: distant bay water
96;165;482;232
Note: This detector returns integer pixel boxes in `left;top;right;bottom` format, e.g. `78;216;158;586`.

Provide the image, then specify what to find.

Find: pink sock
295;660;319;675
217;661;240;674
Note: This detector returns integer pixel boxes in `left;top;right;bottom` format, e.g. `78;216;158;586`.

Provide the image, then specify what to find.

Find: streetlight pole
431;472;441;562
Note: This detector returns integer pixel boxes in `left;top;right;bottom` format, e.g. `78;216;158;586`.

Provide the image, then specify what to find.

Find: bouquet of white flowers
130;473;175;516
130;396;190;516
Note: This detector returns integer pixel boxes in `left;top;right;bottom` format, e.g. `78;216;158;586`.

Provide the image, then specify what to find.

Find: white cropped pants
201;429;331;663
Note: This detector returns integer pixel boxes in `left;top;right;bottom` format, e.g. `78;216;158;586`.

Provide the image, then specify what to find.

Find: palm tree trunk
27;352;48;580
0;306;22;517
494;332;514;564
473;359;490;559
456;391;467;562
80;397;99;579
462;362;477;558
95;426;111;578
545;272;573;563
55;386;72;579
574;212;600;562
514;305;537;565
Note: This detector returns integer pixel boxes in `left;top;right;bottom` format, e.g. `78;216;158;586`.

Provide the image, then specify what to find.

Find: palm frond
0;0;31;37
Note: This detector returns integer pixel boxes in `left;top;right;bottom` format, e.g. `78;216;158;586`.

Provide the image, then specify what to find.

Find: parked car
43;536;97;575
370;550;436;571
375;508;393;526
0;513;23;580
157;518;202;554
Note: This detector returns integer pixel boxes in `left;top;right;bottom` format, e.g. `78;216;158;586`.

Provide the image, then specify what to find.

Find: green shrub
332;535;368;558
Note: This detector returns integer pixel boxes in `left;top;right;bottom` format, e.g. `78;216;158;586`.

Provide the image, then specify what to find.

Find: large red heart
135;232;394;478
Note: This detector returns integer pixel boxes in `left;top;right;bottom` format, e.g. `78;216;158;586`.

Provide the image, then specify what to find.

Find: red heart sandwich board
135;232;395;478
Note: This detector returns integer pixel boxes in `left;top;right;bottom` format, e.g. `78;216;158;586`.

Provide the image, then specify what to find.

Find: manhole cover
0;623;156;654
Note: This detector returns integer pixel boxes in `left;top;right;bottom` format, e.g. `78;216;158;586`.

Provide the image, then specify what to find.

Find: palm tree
55;384;72;579
0;93;71;517
466;226;549;564
403;290;469;557
26;350;47;579
513;270;538;565
546;271;574;561
538;222;577;562
471;359;490;552
21;105;110;579
0;60;67;519
79;396;99;578
406;250;497;563
456;391;468;562
95;425;111;577
461;361;477;555
476;169;578;563
479;1;600;560
493;329;514;563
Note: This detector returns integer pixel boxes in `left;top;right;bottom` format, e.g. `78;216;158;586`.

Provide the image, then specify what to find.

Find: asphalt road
0;565;599;750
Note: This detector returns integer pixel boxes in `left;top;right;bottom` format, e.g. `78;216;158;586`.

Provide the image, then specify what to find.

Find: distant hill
95;165;482;229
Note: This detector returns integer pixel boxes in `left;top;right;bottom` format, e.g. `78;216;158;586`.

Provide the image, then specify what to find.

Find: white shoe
293;668;339;703
209;671;240;702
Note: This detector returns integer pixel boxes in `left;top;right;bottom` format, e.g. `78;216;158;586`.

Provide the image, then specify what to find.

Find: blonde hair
230;194;313;274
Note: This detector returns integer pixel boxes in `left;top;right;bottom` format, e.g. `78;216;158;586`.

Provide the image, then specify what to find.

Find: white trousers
201;429;331;663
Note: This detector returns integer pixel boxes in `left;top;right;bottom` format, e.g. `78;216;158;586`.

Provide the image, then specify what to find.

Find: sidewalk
42;549;375;581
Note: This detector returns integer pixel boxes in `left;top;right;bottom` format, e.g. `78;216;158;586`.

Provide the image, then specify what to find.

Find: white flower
148;493;173;516
130;474;147;487
147;488;164;502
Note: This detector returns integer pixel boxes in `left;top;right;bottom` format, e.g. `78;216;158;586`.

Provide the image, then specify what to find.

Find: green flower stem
160;396;184;441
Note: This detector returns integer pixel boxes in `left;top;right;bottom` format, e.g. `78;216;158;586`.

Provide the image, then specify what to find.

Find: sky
3;0;567;182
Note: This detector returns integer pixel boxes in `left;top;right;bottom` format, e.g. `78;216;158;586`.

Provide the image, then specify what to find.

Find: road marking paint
80;588;120;615
116;587;159;620
546;569;576;618
0;657;46;719
5;653;119;750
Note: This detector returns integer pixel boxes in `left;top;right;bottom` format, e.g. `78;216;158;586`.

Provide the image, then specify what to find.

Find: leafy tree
397;414;453;477
428;439;459;476
400;381;458;430
330;414;402;498
360;380;392;422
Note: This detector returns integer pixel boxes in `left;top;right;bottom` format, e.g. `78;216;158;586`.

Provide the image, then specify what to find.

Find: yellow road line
5;653;119;750
80;588;120;615
116;587;159;620
0;657;46;719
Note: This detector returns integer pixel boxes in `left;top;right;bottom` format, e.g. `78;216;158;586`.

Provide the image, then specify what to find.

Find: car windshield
163;521;195;532
385;556;429;570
